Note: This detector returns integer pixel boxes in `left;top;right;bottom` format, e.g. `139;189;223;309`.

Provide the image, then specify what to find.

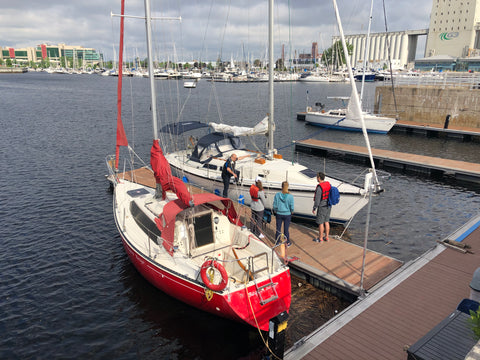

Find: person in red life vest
249;176;266;238
312;172;331;242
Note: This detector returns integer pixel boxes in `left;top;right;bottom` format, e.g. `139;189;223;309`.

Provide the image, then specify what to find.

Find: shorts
316;206;331;225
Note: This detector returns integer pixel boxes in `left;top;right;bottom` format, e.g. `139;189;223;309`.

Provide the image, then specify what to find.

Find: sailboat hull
111;179;291;331
305;110;396;134
167;153;369;224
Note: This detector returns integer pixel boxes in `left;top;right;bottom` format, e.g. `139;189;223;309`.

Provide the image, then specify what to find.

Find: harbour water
1;72;479;359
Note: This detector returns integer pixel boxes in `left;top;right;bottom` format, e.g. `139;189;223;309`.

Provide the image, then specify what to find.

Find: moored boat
106;0;291;331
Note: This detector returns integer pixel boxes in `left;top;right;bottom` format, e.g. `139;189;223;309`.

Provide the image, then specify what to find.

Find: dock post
443;114;451;129
268;311;288;359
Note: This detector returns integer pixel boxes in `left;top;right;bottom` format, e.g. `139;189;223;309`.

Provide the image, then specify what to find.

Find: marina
3;0;480;357
2;71;480;359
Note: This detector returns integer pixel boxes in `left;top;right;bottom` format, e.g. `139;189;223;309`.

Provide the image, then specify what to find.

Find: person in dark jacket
222;153;238;197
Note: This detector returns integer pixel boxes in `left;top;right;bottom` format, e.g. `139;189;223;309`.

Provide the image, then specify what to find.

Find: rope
244;269;282;360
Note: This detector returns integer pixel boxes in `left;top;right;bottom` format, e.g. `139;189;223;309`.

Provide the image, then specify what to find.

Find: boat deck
295;139;480;183
116;167;403;295
285;215;480;360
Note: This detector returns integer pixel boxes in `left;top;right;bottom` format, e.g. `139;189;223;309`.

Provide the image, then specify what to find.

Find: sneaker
286;241;292;247
259;234;265;239
324;237;329;242
313;238;321;243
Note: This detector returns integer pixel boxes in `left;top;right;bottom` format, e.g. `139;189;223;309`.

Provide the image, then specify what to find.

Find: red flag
115;0;128;169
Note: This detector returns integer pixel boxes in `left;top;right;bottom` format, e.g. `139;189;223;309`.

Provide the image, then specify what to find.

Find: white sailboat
106;0;291;331
305;0;397;134
162;2;372;224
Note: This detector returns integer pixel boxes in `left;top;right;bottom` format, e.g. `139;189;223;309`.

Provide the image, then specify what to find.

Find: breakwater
0;67;27;73
375;82;480;128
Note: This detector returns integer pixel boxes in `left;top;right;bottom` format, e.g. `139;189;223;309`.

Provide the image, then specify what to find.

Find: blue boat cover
159;121;209;135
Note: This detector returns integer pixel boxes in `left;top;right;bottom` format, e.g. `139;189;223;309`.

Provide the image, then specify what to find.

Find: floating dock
285;214;480;360
295;139;480;183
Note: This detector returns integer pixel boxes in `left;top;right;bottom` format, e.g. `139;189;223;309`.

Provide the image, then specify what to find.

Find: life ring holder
200;259;228;292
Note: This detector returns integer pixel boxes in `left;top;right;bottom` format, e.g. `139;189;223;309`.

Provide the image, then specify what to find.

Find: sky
0;0;433;62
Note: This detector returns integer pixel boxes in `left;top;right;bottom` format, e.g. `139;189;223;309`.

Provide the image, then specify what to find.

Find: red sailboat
106;0;290;331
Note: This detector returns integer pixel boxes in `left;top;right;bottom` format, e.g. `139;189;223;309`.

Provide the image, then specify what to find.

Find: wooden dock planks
286;217;480;360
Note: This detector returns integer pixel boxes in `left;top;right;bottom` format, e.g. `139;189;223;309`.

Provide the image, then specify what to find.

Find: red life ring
200;260;228;292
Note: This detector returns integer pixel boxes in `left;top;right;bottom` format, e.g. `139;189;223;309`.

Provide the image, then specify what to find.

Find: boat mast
360;0;374;105
144;0;158;140
332;0;382;191
267;0;274;158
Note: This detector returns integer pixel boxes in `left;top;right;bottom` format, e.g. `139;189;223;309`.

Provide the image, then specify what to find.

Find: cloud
0;0;431;62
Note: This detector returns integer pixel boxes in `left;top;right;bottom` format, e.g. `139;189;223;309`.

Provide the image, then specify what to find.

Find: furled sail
150;140;193;208
209;116;269;136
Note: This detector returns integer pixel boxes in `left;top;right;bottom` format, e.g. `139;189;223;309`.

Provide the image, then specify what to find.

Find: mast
360;0;374;105
144;0;158;140
267;0;274;157
332;0;382;192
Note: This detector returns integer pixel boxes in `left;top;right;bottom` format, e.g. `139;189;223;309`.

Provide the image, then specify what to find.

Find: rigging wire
382;0;399;118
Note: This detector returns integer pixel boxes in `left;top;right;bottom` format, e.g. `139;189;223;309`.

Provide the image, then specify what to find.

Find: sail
346;89;363;123
150;140;193;208
209;116;269;136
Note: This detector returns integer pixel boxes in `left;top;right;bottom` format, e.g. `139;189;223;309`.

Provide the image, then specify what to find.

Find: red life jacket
250;184;259;201
314;182;331;201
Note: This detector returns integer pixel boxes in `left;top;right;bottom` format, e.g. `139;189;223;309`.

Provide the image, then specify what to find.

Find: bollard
470;267;480;302
268;311;289;359
443;114;451;129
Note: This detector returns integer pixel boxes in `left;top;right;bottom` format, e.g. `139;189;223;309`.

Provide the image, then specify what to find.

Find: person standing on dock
249;176;266;238
222;153;238;197
313;172;331;242
273;181;294;247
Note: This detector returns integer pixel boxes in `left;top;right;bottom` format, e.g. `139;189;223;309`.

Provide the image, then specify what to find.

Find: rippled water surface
1;73;479;359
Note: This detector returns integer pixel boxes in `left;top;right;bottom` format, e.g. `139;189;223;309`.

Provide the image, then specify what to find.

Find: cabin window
193;212;214;248
130;201;162;243
203;163;218;170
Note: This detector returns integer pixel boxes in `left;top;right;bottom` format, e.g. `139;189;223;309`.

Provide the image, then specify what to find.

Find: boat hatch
191;211;214;248
299;168;317;178
127;188;150;197
130;201;161;244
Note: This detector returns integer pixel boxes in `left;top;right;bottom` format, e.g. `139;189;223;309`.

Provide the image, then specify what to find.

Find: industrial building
331;0;480;71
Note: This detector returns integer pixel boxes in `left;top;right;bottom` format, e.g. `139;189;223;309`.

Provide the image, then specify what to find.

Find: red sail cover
150;140;193;207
